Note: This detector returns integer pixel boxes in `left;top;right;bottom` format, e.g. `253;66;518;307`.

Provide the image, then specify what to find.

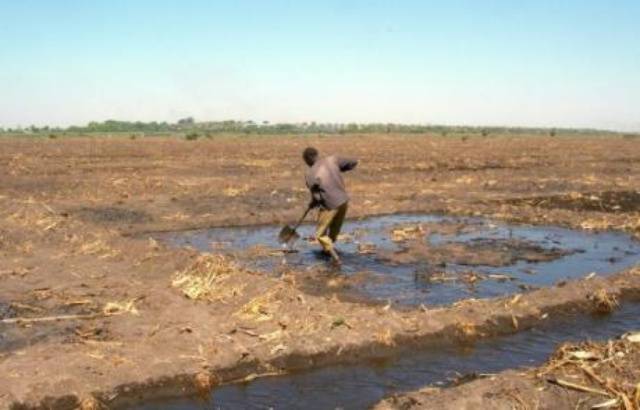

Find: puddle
155;214;640;306
156;215;640;306
130;302;640;410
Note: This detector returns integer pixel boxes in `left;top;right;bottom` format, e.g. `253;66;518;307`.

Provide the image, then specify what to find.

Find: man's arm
306;174;323;208
337;157;358;172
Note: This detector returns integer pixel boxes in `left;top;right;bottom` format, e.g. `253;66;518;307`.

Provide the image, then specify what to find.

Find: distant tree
178;117;195;126
346;123;359;133
6;119;621;138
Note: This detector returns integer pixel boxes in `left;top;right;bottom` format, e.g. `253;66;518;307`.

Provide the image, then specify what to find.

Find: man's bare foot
329;249;341;265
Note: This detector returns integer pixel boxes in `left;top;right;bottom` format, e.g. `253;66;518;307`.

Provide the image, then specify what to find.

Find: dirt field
1;134;639;409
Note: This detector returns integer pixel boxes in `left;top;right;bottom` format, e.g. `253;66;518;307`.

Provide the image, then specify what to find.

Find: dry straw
172;253;240;301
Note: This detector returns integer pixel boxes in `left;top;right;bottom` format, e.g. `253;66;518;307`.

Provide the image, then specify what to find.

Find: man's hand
338;157;358;172
308;199;320;209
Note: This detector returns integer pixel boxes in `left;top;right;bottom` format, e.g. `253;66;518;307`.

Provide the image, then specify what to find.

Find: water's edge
131;301;640;410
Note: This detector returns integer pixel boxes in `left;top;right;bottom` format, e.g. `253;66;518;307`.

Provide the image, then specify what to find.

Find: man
303;146;358;264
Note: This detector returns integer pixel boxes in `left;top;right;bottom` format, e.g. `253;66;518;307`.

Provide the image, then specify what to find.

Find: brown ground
379;229;572;268
376;334;640;410
1;134;640;409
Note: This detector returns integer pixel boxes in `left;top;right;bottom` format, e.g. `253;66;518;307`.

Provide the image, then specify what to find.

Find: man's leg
316;208;340;261
328;202;348;243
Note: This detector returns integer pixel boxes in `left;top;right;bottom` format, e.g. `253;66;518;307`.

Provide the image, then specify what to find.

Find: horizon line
1;119;636;134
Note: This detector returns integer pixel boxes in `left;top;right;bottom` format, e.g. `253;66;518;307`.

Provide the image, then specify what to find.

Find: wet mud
157;214;640;306
72;206;153;225
377;329;640;410
131;302;640;410
0;286;117;354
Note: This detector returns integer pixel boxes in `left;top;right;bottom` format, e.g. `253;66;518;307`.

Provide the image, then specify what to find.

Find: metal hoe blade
278;225;300;244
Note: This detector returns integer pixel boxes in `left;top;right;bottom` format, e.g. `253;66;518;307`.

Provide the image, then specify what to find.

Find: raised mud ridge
374;325;640;410
10;267;639;410
138;302;640;409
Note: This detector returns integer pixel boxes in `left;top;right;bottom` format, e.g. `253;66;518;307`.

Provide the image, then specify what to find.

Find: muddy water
156;214;640;306
131;302;640;410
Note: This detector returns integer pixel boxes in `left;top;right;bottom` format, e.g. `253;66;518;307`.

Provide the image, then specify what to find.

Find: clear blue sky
1;0;639;131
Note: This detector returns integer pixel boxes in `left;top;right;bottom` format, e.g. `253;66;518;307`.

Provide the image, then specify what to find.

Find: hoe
278;205;312;244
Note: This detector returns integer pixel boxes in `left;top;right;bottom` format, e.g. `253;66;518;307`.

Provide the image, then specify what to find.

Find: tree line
0;118;622;137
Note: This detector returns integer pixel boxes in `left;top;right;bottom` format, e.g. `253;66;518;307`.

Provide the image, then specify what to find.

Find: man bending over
303;147;358;264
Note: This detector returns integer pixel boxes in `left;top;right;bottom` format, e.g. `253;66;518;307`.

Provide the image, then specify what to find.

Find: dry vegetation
172;254;243;301
538;335;640;409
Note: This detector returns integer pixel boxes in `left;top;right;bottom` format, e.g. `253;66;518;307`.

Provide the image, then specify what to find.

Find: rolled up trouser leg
316;207;339;253
328;202;348;243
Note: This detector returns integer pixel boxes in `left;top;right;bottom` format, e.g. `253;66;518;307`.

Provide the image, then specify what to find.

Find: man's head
302;147;319;166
